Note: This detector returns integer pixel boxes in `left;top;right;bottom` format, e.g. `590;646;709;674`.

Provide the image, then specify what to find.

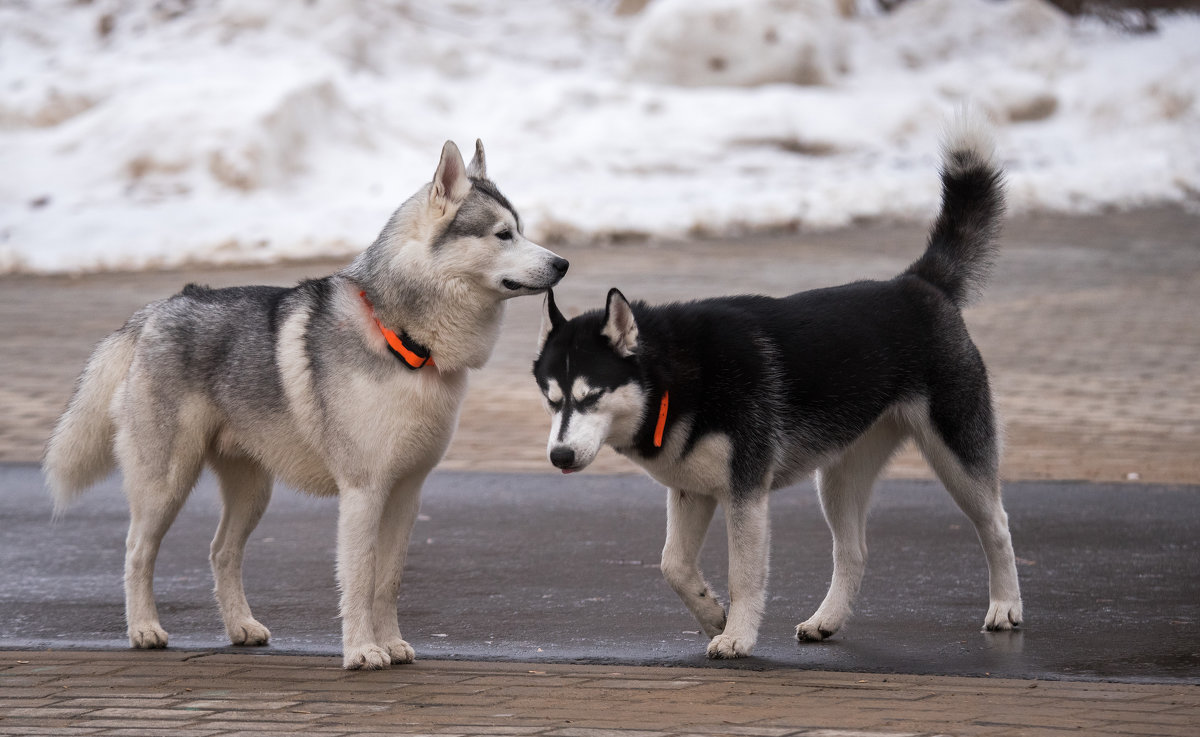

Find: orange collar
359;291;435;370
653;391;669;448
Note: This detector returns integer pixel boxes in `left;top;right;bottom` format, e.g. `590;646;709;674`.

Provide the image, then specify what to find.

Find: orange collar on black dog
653;391;669;448
359;291;434;370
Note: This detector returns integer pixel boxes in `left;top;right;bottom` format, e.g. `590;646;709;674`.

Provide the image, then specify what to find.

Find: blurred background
2;0;1197;274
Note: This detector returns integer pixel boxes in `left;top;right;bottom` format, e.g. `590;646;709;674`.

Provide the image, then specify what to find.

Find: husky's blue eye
496;229;513;241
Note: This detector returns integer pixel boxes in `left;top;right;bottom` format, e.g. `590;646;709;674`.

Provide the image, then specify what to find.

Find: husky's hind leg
797;414;904;642
116;419;207;649
661;488;725;637
914;394;1022;631
209;453;273;646
371;473;426;665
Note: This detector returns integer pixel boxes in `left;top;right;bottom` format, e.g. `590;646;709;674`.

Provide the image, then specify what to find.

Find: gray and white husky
532;111;1021;659
44;140;568;669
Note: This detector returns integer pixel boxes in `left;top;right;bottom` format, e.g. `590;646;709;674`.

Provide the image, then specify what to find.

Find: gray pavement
4;463;1197;685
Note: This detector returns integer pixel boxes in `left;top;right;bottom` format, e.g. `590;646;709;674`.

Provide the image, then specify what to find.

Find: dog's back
45;283;300;505
624;108;1005;485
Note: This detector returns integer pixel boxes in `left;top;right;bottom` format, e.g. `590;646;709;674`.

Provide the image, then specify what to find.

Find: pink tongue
562;468;577;475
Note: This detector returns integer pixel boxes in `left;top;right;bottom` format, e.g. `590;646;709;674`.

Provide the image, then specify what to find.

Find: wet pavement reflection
2;464;1196;684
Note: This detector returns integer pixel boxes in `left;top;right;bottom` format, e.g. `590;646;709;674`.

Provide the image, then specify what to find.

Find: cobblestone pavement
2;208;1197;483
2;208;1198;736
3;650;1199;737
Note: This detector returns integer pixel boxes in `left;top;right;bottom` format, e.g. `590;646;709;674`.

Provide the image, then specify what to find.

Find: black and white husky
45;140;568;669
532;111;1021;659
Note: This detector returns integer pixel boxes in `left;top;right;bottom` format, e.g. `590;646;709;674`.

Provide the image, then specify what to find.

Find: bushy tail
44;318;143;515
905;107;1006;307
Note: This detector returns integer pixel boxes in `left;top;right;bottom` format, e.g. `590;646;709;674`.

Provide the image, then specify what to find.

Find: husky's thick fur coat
45;140;568;669
532;111;1020;658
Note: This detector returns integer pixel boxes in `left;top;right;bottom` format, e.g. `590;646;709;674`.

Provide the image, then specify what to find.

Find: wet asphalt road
1;463;1197;684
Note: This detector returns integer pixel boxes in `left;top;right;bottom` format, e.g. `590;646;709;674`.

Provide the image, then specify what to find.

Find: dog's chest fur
242;284;471;495
621;422;734;497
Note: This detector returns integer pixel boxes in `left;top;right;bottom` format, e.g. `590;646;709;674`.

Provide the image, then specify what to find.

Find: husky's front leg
707;492;770;659
370;476;425;665
661;488;726;637
336;485;391;669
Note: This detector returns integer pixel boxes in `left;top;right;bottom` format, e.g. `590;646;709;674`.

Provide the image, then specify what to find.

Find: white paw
129;623;169;649
228;618;271;646
382;637;415;664
706;633;754;659
983;599;1023;631
343;644;391;670
795;615;841;642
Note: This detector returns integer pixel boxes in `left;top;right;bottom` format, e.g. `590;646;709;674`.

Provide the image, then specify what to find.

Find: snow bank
626;0;846;87
1;0;1197;274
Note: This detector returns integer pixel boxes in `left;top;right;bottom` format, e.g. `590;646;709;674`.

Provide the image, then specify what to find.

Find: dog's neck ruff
359;291;435;370
654;391;669;448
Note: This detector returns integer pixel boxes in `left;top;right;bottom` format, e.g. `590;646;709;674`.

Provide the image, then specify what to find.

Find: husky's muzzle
503;255;568;292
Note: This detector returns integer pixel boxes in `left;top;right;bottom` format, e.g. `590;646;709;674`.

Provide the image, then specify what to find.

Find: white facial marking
545;378;565;406
546;380;646;471
572;379;598;403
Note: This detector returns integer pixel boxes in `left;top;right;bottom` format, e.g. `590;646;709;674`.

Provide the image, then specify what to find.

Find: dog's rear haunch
533;108;1020;659
45;140;567;669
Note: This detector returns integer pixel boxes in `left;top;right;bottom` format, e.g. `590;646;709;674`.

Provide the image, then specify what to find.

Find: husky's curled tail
44;312;146;515
906;108;1006;307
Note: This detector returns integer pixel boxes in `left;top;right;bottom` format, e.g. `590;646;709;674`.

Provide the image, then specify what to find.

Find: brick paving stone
1086;711;1198;726
427;729;549;735
285;700;394;714
0;729;103;736
0;697;59;707
198;721;318;732
57;697;187;708
3;649;1196;737
576;680;701;690
544;729;670;737
94;731;226;737
0;675;61;687
1098;726;1200;737
203;709;326;722
182;699;301;710
83;706;214;719
463;676;589;687
678;728;800;736
65;720;197;730
1;707;95;718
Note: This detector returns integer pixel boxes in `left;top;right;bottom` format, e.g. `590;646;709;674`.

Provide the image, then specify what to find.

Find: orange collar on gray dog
359;291;434;370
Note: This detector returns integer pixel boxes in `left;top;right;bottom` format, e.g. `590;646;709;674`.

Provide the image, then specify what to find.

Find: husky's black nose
550;446;575;469
551;257;569;279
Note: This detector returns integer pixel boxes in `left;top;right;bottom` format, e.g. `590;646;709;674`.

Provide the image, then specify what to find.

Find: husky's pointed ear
602;288;638;358
538;289;566;351
466;139;487;179
430;140;471;216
